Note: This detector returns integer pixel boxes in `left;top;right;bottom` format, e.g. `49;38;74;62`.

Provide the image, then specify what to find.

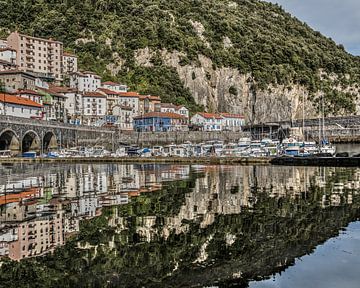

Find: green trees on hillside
0;0;358;113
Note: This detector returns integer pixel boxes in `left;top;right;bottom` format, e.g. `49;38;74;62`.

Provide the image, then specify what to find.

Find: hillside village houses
0;31;245;131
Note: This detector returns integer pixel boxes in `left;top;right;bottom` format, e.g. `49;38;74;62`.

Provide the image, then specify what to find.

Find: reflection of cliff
1;166;360;287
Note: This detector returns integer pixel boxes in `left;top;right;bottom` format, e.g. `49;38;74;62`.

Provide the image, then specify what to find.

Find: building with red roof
191;112;245;131
133;112;188;132
0;93;43;119
101;81;128;93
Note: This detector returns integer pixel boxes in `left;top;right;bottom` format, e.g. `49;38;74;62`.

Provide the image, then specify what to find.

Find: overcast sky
264;0;360;56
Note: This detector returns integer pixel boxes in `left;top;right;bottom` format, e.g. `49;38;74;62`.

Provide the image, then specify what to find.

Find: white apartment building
191;112;223;131
116;92;140;130
70;71;101;92
101;81;128;93
0;39;7;49
82;92;107;124
62;52;78;75
7;31;63;81
47;85;82;124
220;113;245;131
0;93;43;119
0;47;17;65
156;103;189;118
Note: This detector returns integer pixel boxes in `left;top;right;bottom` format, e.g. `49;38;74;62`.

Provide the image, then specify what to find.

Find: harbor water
0;163;360;287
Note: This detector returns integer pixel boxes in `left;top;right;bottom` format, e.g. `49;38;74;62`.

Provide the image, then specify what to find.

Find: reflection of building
8;210;65;261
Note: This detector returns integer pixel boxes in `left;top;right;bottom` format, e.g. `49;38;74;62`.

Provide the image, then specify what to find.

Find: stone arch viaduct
0;115;115;155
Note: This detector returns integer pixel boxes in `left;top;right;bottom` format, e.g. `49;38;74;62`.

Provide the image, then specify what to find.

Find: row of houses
0;32;245;132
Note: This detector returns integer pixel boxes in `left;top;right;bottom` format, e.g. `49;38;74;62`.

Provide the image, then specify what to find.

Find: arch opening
22;131;41;153
0;130;20;154
43;132;57;152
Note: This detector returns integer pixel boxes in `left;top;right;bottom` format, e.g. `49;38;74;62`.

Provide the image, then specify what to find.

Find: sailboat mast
302;90;305;141
322;91;325;144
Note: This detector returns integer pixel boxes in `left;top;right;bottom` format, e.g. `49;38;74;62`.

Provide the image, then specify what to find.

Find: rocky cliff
0;0;359;122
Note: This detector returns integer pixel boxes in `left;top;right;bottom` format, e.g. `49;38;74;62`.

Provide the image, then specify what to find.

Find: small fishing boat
22;151;37;158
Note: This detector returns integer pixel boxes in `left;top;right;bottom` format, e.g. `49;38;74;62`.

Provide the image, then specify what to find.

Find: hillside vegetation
0;0;359;113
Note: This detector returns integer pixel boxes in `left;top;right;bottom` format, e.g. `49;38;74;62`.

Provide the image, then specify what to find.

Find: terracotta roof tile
138;95;161;101
197;112;223;119
83;92;106;98
118;91;140;97
97;87;118;95
0;93;43;108
17;89;42;96
134;112;186;120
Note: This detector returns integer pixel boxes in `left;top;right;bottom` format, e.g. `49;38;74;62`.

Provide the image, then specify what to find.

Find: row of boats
0;137;337;159
118;137;336;158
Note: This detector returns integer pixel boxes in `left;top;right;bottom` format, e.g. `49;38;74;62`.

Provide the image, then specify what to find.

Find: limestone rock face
135;48;319;123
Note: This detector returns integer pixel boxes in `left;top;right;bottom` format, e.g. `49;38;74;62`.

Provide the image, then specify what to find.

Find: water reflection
0;164;360;287
0;163;190;260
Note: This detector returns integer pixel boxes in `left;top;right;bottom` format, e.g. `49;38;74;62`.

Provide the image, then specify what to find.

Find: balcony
26;43;34;49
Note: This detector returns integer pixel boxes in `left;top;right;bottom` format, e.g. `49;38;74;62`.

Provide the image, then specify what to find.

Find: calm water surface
0;163;360;287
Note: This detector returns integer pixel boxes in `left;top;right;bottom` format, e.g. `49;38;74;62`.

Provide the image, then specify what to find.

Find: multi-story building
155;103;189;118
7;31;63;81
133;112;188;132
0;59;16;71
138;94;161;114
220;113;245;131
101;81;128;93
0;47;17;66
37;87;67;122
82;92;107;124
70;71;101;92
0;39;8;49
62;52;78;75
0;70;36;91
17;89;43;105
47;85;81;124
0;93;43;119
115;91;140;130
190;112;223;131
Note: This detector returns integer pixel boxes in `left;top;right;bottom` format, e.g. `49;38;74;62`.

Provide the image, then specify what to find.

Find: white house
17;89;43;105
0;93;43;119
82;92;107;124
156;103;189;118
70;71;101;92
190;112;223;131
101;81;128;93
0;47;17;66
220;113;245;131
62;52;78;75
47;85;82;124
114;91;140;130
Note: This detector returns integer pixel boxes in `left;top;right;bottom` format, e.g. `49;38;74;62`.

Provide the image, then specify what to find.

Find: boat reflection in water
0;164;360;287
